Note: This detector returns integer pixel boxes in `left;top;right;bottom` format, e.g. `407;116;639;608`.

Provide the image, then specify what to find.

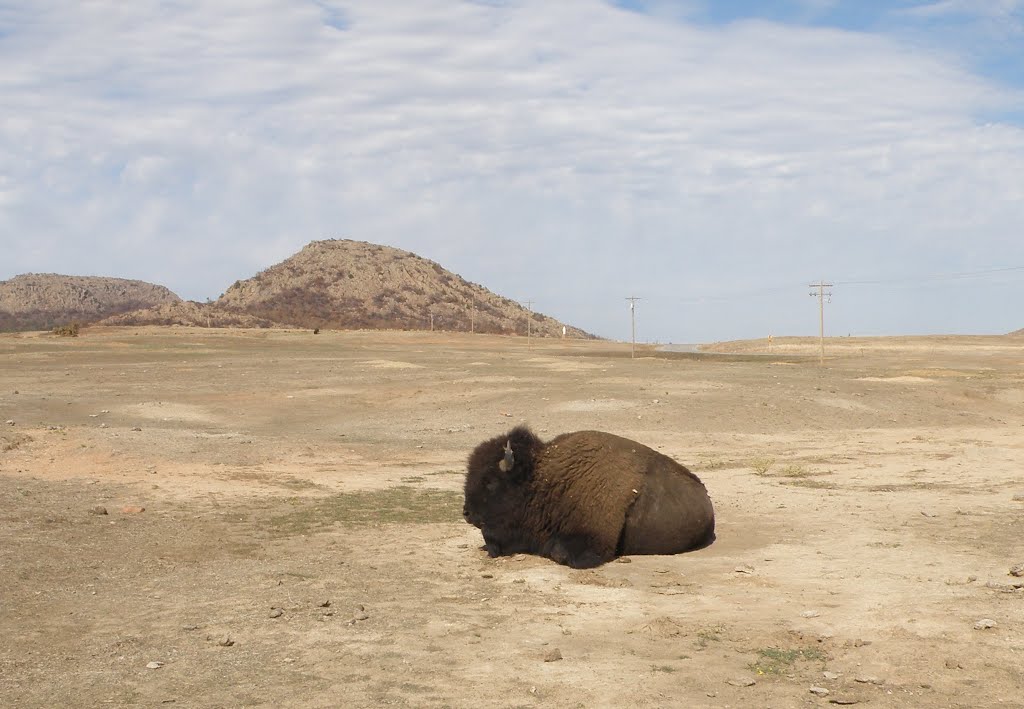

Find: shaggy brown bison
463;426;715;568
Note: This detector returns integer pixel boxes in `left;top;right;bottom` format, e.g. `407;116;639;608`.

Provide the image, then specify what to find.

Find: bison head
463;425;544;555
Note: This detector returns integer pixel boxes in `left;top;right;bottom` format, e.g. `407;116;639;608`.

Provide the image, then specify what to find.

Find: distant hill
213;239;593;337
2;240;594;337
99;301;278;329
0;274;180;332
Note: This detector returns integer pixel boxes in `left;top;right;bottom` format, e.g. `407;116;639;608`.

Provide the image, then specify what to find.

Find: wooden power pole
625;296;641;359
524;300;534;347
809;281;832;365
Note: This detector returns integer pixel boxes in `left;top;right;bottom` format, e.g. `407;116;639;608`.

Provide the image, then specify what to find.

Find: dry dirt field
1;327;1022;708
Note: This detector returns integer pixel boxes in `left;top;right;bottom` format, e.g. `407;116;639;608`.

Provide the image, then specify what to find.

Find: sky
1;0;1023;343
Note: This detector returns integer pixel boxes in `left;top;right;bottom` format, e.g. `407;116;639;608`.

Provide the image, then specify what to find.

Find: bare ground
1;327;1022;708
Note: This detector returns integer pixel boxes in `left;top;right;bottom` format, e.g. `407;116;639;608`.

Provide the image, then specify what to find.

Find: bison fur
463;426;715;568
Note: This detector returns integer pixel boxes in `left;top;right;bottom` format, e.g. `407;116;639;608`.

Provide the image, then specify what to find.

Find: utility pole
625;296;641;359
429;311;434;332
524;300;534;347
470;304;475;334
808;281;832;365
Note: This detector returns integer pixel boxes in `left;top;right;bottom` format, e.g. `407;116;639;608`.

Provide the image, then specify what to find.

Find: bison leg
544;534;607;569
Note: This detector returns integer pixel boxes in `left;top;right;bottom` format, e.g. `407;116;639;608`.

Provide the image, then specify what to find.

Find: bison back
620;462;715;555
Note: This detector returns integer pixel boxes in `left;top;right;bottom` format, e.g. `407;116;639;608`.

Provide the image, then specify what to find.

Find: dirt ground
1;327;1022;708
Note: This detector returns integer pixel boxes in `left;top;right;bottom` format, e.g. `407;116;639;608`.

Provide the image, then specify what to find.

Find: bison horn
498;440;515;472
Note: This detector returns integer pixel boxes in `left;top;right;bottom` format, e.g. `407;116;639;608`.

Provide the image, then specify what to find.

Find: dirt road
1;327;1022;708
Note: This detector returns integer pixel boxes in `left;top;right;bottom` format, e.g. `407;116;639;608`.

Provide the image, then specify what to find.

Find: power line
836;264;1024;287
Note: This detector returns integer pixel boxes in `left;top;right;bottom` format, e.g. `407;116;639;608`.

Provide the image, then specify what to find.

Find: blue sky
1;0;1023;342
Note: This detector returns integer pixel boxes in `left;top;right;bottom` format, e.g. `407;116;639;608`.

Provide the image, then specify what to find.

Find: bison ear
497;440;515;473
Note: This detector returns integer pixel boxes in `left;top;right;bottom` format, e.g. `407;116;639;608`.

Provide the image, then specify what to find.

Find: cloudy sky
2;0;1023;342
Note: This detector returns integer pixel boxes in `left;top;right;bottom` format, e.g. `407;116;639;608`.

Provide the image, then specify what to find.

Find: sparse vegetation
696;625;724;648
268;486;463;535
750;456;775;475
749;646;826;675
52;323;80;337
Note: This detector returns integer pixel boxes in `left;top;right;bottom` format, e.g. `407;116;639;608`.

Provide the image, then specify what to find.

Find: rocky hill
99;301;278;329
214;239;593;337
0;274;180;332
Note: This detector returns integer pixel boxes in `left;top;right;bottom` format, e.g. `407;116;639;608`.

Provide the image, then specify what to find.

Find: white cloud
1;0;1023;339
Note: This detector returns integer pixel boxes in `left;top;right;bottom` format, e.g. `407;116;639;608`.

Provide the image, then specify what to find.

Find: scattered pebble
542;648;562;662
5;420;14;426
614;557;632;564
945;658;963;669
120;505;146;514
974;618;997;630
319;600;331;608
1012;493;1024;502
481;573;493;579
822;671;840;680
182;625;200;632
809;686;830;696
132;427;142;432
800;610;821;618
1010;563;1024;578
269;608;283;618
146;661;164;670
734;565;754;575
727;677;756;687
90;506;108;516
828;699;860;706
854;676;883;685
218;635;235;647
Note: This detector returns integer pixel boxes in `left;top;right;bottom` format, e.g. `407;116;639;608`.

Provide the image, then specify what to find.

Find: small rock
985;581;1018;593
727;677;756;687
182;625;200;631
1012;493;1024;502
218;635;234;647
146;661;164;670
319;600;331;608
967;575;978;582
481;573;493;579
5;420;14;426
1010;563;1024;578
615;557;632;564
269;608;283;618
131;427;142;432
810;686;830;696
854;676;883;685
734;565;754;575
543;648;562;662
823;671;840;680
828;699;860;706
944;658;962;669
801;610;821;618
90;506;109;516
974;618;997;630
120;505;145;514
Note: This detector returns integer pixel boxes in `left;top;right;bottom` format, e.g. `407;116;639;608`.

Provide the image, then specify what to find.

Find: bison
463;425;715;568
